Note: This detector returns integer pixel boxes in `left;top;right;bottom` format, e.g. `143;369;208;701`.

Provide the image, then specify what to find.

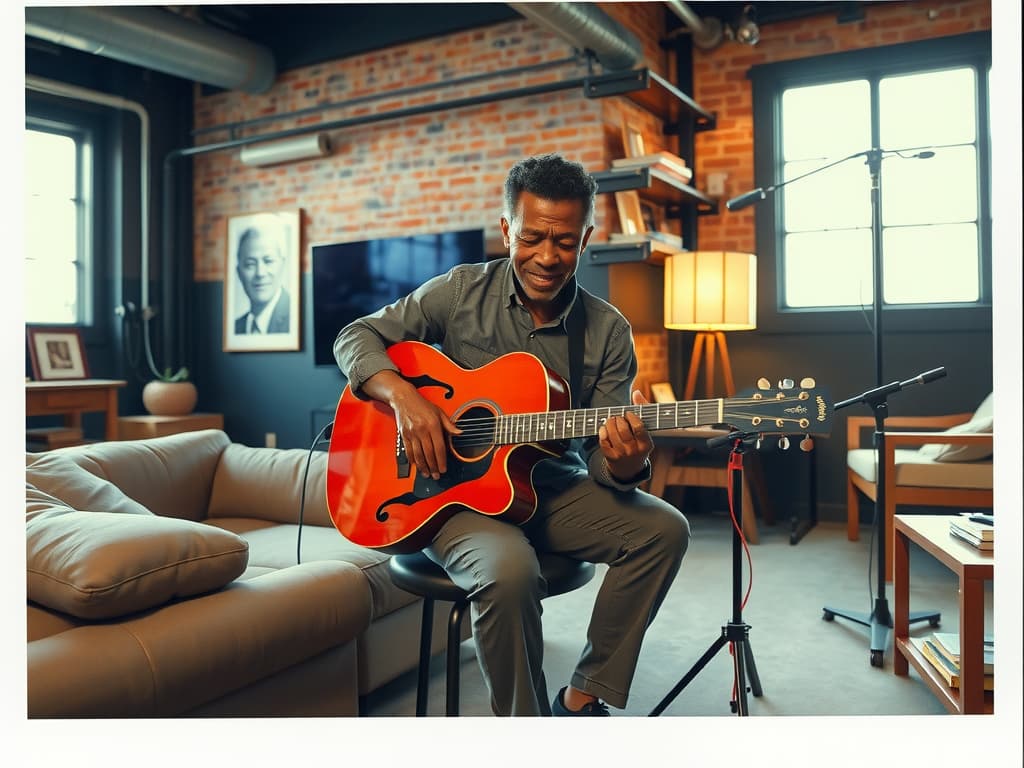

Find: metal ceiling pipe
25;6;276;94
508;3;641;71
663;0;725;49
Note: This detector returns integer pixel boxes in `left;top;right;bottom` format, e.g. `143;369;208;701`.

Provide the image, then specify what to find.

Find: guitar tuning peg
800;436;815;452
800;377;816;389
778;436;790;450
755;437;763;451
778;378;794;390
757;377;771;390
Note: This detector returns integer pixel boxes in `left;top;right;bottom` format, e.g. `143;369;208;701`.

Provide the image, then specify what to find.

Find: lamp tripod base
822;598;940;667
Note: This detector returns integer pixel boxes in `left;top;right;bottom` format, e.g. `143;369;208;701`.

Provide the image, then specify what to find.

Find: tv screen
312;228;486;366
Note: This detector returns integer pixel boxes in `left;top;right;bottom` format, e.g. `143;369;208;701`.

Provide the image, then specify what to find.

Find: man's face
501;191;593;321
236;231;285;309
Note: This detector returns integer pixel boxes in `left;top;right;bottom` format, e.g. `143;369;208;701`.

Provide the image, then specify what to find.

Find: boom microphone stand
650;431;763;716
728;147;942;666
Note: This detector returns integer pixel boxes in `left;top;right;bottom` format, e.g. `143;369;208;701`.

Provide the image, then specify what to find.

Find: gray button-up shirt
334;257;650;490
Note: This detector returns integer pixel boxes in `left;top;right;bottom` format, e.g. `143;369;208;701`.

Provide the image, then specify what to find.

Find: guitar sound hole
450;405;496;461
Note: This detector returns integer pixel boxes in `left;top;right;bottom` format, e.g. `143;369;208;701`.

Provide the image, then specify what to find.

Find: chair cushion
847;448;992;489
917;393;993;463
26;484;249;620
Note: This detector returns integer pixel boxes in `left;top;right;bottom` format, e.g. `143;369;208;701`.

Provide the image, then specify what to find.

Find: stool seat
387;550;595;715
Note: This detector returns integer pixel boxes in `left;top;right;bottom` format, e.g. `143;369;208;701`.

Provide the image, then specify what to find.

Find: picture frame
614;190;646;235
650;381;677;404
27;326;90;380
620;116;646;158
224;210;302;352
639;200;659;234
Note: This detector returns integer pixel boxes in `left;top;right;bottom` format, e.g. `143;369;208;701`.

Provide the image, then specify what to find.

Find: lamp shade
664;251;757;331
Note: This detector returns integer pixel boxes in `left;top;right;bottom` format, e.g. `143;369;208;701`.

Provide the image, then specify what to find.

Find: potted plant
142;366;197;416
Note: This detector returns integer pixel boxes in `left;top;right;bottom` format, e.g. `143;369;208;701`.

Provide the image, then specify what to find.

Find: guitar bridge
396;434;410;479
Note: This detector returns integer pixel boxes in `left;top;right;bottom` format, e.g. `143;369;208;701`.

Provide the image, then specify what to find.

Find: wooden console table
893;514;993;714
118;413;224;440
26;379;127;442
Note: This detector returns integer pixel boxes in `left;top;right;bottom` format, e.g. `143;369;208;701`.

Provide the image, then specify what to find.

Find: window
24;123;92;325
749;33;991;331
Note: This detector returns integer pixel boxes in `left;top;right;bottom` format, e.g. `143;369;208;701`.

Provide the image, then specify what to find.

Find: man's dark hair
503;153;598;226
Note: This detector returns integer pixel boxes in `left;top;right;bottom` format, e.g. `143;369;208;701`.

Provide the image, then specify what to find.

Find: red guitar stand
650;431;763;716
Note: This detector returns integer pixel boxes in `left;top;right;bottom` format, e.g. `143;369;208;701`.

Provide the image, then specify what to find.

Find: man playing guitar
334;153;690;716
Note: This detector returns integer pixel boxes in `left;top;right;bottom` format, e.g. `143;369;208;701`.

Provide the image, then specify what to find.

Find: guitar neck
494;399;725;444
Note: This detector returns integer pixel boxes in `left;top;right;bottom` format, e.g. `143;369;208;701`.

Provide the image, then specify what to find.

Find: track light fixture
732;5;760;46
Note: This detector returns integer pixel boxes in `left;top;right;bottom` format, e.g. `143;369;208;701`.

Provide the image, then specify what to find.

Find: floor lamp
663;251;757;401
727;147;942;666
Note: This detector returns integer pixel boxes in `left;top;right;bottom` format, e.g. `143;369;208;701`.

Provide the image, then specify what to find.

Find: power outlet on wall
265;432;277;448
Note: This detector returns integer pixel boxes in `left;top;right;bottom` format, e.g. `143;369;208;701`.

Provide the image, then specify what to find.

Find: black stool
388;551;595;716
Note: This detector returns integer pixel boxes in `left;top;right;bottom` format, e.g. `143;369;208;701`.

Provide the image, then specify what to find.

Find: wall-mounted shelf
593;167;719;216
586;236;684;266
585;68;716;132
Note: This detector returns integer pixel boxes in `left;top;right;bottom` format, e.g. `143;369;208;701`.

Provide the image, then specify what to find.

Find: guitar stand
650;432;763;716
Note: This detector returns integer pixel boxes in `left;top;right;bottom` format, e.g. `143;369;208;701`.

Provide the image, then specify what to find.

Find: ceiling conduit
24;5;276;94
508;2;641;71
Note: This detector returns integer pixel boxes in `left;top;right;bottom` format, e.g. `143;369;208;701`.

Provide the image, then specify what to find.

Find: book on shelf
609;230;684;249
611;152;694;182
910;637;994;690
930;631;994;674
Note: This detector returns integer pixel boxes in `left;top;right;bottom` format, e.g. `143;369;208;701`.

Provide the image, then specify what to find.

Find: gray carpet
357;511;1019;763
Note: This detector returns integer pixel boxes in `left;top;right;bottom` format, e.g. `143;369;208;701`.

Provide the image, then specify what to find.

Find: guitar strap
566;293;586;409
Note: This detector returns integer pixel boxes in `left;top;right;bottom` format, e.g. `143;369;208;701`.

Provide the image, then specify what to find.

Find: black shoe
551;687;610;716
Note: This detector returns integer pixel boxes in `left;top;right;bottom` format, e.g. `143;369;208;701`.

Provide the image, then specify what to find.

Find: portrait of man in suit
224;210;301;352
234;224;290;334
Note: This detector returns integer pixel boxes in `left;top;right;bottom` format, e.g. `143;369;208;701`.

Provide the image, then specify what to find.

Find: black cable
297;421;334;565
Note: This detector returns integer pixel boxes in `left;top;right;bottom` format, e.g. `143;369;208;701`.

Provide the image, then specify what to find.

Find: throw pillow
26;492;249;620
26;452;153;516
917;392;993;463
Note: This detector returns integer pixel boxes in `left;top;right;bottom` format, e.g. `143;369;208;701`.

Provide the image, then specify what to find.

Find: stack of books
611;150;693;184
949;513;994;550
910;632;994;690
608;230;684;252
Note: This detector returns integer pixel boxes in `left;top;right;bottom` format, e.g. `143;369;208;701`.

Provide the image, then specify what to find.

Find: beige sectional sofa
25;429;459;717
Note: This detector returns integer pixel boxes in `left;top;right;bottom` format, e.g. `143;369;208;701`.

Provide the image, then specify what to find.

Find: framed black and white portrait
224;210;301;352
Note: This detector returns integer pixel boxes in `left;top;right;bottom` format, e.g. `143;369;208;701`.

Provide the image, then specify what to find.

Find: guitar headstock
721;377;833;449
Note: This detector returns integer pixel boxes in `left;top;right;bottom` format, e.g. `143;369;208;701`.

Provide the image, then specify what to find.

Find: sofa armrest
846;413;974;450
28;560;371;717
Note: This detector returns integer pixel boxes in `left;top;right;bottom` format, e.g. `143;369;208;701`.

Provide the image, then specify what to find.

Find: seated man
335;152;690;716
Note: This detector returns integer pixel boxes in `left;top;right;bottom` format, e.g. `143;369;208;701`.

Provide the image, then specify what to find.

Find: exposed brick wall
192;5;676;385
693;0;992;253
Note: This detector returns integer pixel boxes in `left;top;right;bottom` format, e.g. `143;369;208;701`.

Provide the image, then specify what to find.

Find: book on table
949;515;994;549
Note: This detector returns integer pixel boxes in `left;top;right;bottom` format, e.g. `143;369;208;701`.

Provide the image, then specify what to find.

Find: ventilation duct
508;3;641;71
240;133;333;167
25;6;276;94
663;0;725;49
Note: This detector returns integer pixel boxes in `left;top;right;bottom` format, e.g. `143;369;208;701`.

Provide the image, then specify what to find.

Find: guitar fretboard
494;399;724;445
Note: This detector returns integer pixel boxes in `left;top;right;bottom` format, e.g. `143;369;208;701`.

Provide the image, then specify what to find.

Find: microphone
915;151;935;159
904;366;946;387
725;187;768;211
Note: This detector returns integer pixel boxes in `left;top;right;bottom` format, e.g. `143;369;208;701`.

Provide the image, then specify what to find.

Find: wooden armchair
847;410;993;582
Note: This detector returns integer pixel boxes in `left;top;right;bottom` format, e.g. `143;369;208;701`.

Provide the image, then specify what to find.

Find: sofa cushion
26;487;249;620
917;393;994;463
26;453;153;516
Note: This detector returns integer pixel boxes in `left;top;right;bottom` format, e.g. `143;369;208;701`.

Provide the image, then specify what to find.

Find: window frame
747;31;992;335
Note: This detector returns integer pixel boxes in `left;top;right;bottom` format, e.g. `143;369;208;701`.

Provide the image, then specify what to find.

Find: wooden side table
26;379;126;441
118;413;224;441
893;514;993;714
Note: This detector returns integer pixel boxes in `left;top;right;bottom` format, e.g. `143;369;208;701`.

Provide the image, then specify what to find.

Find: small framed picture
639;200;659;233
224;210;302;352
650;381;677;404
620;117;646;158
614;190;646;235
27;326;90;380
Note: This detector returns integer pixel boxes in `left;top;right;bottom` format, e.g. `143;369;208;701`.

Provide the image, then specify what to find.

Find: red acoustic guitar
326;341;832;553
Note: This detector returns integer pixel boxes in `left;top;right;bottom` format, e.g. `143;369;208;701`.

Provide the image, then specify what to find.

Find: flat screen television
312;228;486;366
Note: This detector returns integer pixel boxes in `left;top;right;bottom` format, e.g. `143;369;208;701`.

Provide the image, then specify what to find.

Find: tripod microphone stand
823;369;945;666
650;431;763;716
728;145;941;666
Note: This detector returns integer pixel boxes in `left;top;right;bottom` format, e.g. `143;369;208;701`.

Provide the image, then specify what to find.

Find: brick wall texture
191;0;990;390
